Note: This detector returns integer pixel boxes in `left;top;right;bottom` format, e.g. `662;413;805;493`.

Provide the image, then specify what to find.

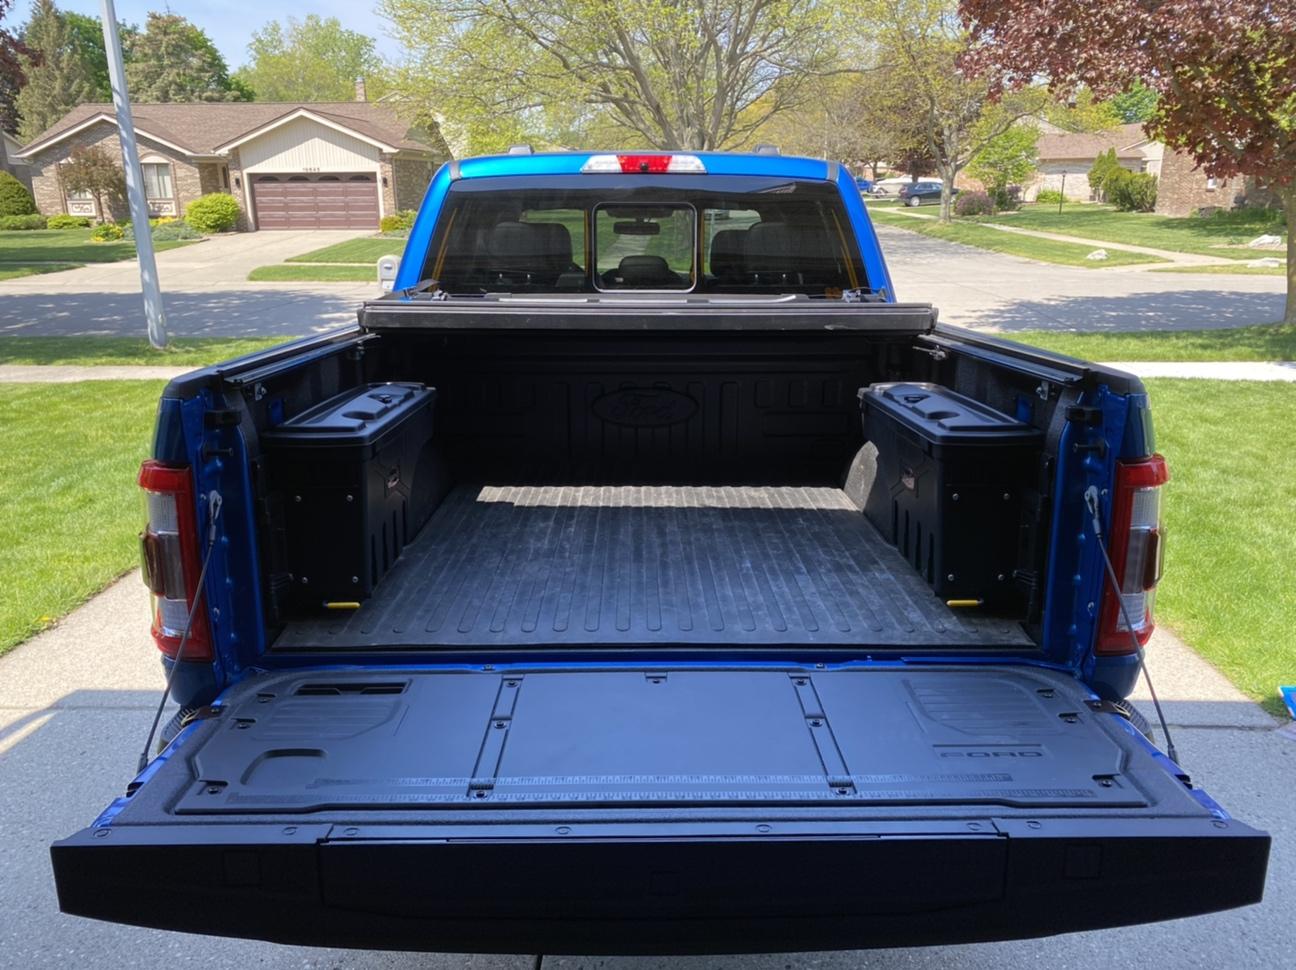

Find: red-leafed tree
959;0;1296;324
0;0;28;134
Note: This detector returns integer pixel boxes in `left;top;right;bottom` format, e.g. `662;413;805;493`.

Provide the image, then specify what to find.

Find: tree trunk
1284;187;1296;327
938;164;957;223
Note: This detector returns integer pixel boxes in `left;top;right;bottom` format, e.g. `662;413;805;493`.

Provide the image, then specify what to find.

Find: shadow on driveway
969;289;1288;332
0;289;373;339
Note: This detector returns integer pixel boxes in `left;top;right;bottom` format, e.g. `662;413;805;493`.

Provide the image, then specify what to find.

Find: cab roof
451;150;839;182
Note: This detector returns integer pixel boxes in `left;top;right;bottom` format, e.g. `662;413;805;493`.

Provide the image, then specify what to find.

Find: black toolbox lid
859;382;1041;445
264;382;434;448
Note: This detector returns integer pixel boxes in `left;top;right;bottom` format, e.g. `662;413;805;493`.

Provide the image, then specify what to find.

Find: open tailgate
52;664;1268;953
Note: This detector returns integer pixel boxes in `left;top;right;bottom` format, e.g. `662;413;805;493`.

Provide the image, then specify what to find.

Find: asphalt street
0;577;1288;970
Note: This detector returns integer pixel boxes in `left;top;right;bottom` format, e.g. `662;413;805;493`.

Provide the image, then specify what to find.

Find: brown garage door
251;173;379;230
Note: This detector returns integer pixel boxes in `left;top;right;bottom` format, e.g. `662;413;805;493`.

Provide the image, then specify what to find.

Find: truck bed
274;484;1030;651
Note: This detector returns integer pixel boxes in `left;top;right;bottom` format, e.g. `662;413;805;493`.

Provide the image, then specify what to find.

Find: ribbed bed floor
274;485;1031;649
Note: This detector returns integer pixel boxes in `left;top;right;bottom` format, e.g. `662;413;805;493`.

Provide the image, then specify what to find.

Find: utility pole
100;0;168;349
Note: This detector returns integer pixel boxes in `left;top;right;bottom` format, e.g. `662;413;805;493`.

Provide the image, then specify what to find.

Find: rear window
422;174;866;296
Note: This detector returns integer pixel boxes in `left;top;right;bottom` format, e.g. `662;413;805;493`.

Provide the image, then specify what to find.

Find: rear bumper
52;816;1268;954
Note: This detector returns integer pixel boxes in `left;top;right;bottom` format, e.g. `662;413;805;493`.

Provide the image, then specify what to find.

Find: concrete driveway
0;229;382;339
0;577;1288;970
878;225;1288;332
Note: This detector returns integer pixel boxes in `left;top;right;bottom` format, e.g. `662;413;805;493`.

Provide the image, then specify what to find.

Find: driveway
0;576;1289;970
878;225;1288;332
0;229;381;339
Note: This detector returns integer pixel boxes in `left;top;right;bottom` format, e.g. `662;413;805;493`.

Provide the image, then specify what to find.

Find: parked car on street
854;176;874;194
899;180;957;206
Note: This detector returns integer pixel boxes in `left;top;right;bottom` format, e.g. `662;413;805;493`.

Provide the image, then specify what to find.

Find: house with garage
1024;122;1163;202
13;88;448;230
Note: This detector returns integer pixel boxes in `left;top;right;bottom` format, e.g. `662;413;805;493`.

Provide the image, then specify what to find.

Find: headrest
709;229;746;278
744;222;792;273
617;254;676;286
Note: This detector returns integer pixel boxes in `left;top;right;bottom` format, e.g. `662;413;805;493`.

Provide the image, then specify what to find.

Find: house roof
1036;123;1153;162
17;101;436;158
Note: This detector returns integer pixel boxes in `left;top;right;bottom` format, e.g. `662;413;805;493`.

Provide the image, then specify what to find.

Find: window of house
65;186;93;201
1205;177;1218;191
142;162;173;200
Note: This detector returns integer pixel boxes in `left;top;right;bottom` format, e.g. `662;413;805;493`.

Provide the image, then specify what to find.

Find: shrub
89;222;125;242
125;219;201;242
1107;170;1158;212
0;213;48;230
380;210;416;234
954;190;995;217
1034;188;1065;205
0;171;37;216
1088;148;1123;200
184;193;240;233
46;214;91;229
989;185;1020;212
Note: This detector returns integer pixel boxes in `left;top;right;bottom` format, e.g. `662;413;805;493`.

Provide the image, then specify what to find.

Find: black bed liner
274;485;1030;651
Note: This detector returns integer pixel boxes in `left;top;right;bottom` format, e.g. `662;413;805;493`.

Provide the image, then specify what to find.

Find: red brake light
616;154;673;174
1096;454;1169;655
138;460;212;662
581;153;707;174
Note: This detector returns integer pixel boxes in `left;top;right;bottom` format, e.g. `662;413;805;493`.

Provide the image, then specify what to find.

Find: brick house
1025;122;1162;202
1;130;33;194
13;93;449;230
1152;149;1253;217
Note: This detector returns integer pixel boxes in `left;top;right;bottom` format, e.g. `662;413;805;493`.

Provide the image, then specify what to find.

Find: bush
89;222;125;242
124;219;201;242
184;193;240;233
46;214;91;229
379;210;416;234
0;213;48;230
989;185;1020;212
954;190;995;217
1034;188;1065;205
0;171;37;216
1107;170;1158;212
1088;148;1123;200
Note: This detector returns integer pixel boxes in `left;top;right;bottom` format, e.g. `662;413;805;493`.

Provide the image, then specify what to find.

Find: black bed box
858;382;1042;604
264;382;440;608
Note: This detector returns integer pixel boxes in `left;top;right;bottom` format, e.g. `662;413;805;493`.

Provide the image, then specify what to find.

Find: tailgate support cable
137;490;223;773
1084;486;1179;765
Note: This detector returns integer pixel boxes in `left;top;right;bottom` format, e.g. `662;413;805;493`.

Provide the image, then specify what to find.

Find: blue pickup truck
53;150;1267;954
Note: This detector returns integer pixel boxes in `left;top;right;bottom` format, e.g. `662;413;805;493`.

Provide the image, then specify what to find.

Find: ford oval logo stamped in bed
593;388;698;427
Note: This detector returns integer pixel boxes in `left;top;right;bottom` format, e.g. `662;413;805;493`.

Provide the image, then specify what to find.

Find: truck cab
52;150;1267;954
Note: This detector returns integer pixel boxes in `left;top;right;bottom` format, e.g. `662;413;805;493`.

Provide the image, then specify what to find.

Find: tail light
1096;454;1169;654
138;460;212;661
581;153;707;174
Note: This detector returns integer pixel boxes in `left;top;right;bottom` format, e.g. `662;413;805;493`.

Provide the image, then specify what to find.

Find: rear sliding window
422;174;866;296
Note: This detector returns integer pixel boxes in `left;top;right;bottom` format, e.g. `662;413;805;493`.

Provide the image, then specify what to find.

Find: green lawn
867;206;1166;267
248;263;377;282
981;204;1286;260
1000;323;1296;362
284;237;405;264
0;262;82;280
0;335;289;366
1145;378;1295;717
1149;263;1287;276
0;228;197;264
0;381;164;655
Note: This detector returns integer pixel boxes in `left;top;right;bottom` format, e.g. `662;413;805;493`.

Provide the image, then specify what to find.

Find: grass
248;263;377;282
1149;263;1287;276
0;381;164;656
0;262;82;280
0;228;196;264
999;323;1296;362
981;203;1286;260
0;335;288;366
284;237;405;264
867;206;1166;268
1144;378;1295;717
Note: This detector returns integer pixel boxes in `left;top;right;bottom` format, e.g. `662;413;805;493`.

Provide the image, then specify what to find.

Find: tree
125;12;247;103
234;16;385;102
60;144;124;222
15;0;94;141
0;0;23;132
380;0;839;152
960;0;1296;324
966;121;1038;202
1110;80;1157;124
63;12;137;101
1087;147;1123;201
854;0;1051;222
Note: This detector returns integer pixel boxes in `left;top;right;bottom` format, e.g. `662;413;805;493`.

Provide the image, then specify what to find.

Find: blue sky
1;1;404;69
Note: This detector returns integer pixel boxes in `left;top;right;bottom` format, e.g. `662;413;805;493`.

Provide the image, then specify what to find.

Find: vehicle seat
487;221;550;283
608;254;686;288
709;229;747;281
